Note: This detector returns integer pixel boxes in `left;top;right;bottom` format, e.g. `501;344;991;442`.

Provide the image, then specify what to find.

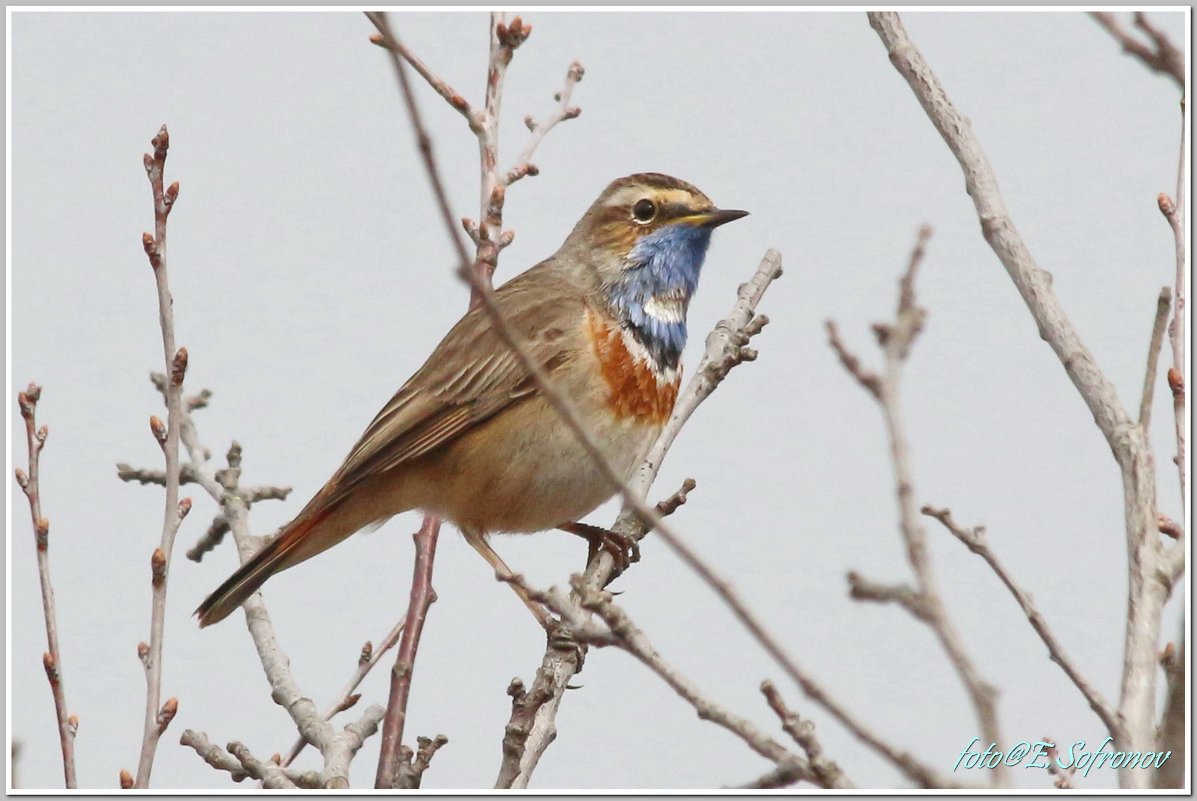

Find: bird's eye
632;199;657;224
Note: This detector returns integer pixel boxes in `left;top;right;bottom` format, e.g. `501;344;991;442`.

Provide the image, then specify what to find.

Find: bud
152;125;170;154
149;415;167;446
359;640;373;665
67;714;79;736
170;347;189;387
119;769;134;789
1158;192;1176;217
35;518;49;551
1168;367;1184;396
137;641;150;662
165;181;179;205
142;233;160;269
178;497;193;519
151;548;167;585
43;651;58;682
158;697;179;730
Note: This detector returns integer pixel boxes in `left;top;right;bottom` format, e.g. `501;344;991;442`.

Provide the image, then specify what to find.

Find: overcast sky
8;8;1188;791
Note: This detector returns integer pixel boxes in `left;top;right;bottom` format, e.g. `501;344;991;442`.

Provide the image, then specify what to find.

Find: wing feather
311;259;588;510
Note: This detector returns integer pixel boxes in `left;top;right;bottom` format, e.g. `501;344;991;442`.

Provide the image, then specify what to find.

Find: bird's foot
558;521;641;582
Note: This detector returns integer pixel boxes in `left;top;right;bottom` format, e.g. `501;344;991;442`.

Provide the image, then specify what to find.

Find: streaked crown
562;173;746;257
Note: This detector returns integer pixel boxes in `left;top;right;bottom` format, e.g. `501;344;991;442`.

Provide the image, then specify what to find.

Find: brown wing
310;258;587;511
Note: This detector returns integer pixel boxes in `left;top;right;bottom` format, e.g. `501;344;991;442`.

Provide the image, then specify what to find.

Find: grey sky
9;9;1187;790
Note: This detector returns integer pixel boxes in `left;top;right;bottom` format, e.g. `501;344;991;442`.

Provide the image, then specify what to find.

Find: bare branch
134;125;188;788
827;224;1005;786
530;574;831;788
1090;12;1184;88
281;616;405;767
364;12;471;270
366;11;581;293
1154;637;1185;788
14;384;76;787
393;734;450;789
501;251;789;788
374;516;440;788
846;571;930;622
1158;110;1186;509
759;680;849;789
1139;288;1172;429
868;14;1168;786
922;505;1123;740
179;730;249;783
507;61;584;186
151;395;384;787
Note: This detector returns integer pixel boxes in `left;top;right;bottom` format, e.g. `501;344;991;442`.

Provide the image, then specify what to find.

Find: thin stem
1160;101;1187;509
502;252;785;788
134;125;187;788
281;616;405;767
868;13;1166;788
374;516;440;788
923;506;1123;740
1139;288;1172;430
15;385;77;788
828;226;1006;787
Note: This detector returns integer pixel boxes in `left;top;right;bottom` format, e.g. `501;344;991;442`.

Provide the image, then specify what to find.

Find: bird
196;172;747;628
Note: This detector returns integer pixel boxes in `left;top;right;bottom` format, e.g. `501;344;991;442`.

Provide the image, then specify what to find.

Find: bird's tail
195;505;334;627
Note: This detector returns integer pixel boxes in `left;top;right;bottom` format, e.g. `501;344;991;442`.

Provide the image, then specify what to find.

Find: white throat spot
643;295;686;324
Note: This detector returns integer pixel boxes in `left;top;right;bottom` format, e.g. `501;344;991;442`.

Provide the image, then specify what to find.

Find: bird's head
560;173;748;369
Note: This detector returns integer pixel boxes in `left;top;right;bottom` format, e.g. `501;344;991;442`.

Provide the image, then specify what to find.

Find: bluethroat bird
196;173;747;627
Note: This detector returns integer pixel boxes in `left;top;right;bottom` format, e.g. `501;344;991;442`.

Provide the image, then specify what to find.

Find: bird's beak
690;208;750;228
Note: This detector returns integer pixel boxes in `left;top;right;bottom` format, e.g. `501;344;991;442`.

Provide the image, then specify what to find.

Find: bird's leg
462;530;556;633
557;522;641;579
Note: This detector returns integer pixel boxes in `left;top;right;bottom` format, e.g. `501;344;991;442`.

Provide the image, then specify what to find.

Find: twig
393;734;450;789
1042;737;1077;789
281;615;405;767
227;741;301;789
759;680;848;789
480;250;951;789
364;11;471;271
367;11;582;294
134;125;189;789
922;505;1122;740
14;385;76;788
363;14;463;787
179;730;249;783
869;13;1169;787
1158;137;1186;510
524;574;829;789
131;383;385;786
117;435;291;563
1154;638;1185;788
498;252;789;788
845;572;930;621
506;61;584;187
1090;12;1185;88
364;13;583;783
375;516;440;788
827;224;1005;787
1138;288;1172;430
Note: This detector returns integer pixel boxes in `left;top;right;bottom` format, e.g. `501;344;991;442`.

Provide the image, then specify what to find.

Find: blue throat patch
607;224;713;370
